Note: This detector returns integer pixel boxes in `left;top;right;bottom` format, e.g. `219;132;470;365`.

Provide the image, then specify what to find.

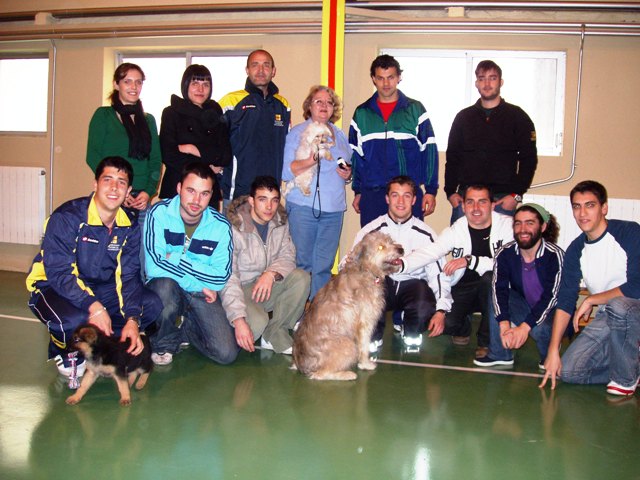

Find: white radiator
523;193;640;251
0;166;46;245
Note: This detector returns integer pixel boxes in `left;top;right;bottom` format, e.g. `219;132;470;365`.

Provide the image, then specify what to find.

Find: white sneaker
402;333;423;348
151;352;173;366
260;337;274;351
261;337;292;355
369;339;383;353
53;355;86;378
606;377;640;396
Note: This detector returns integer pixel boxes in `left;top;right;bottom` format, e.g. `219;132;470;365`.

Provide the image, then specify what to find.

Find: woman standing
86;63;162;214
282;85;352;300
159;65;231;209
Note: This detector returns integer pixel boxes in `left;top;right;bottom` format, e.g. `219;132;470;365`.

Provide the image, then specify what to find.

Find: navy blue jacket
492;239;564;328
26;195;145;318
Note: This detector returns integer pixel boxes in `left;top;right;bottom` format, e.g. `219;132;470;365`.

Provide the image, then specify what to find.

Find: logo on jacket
493;240;504;252
452;247;463;258
274;114;284;127
81;236;99;244
241;104;256;110
107;235;122;252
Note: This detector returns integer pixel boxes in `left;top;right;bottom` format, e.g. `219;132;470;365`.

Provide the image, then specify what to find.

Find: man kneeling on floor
541;180;640;397
221;176;310;354
399;185;514;359
347;176;452;352
27;157;162;380
474;204;564;369
144;162;238;365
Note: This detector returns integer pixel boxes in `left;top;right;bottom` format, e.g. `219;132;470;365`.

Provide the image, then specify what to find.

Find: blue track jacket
26;194;144;318
144;196;233;292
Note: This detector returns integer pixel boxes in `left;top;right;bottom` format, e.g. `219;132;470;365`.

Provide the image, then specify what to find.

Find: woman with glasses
86;63;162;216
282;85;352;300
159;64;231;210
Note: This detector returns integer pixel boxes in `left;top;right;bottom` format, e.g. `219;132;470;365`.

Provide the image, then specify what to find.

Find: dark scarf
112;95;152;160
171;94;223;131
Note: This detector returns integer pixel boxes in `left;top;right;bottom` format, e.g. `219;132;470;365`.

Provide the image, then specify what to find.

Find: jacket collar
244;77;280;98
86;194;132;227
473;97;506;113
167;195;213;228
226;195;287;233
366;89;410;115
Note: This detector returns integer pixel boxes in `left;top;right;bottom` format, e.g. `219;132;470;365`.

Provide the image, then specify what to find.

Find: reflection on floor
2;270;639;480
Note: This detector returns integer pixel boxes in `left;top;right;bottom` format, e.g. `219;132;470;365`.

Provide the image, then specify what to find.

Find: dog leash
311;144;322;218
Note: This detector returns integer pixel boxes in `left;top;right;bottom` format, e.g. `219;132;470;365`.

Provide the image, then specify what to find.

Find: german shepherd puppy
66;324;153;406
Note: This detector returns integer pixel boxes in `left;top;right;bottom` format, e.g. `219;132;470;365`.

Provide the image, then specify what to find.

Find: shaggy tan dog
282;121;334;198
292;231;404;380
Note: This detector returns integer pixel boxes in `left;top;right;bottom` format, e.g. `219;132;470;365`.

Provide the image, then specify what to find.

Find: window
0;57;49;132
382;49;566;156
119;53;248;126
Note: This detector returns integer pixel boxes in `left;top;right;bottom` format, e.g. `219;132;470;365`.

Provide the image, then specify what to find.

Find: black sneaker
473;356;514;367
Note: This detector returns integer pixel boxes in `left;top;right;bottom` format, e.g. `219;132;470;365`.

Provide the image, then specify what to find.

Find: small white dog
283;121;334;197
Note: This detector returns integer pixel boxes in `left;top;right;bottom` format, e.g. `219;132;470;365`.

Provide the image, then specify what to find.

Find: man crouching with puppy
27;157;162;381
347;176;452;352
221;176;310;355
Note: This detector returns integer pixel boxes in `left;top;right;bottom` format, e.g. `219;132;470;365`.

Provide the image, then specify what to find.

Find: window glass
0;57;49;132
383;49;566;156
120;54;247;126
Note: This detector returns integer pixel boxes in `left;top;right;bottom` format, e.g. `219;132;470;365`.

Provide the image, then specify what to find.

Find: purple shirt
522;258;543;307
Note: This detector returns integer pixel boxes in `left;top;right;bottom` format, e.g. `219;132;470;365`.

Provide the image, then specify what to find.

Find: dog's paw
119;397;132;407
66;395;81;405
357;360;377;371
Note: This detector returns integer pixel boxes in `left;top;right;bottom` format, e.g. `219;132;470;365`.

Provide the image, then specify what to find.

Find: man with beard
445;60;537;223
474;204;564;368
144;162;238;366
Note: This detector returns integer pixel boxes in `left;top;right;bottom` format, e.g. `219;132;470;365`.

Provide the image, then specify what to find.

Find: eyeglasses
313;99;335;108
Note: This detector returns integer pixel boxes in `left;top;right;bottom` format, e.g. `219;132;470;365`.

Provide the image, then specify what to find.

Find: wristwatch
127;316;141;328
511;193;523;202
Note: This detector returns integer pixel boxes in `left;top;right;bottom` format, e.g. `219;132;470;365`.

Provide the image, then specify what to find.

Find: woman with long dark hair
86;63;162;214
159;64;231;209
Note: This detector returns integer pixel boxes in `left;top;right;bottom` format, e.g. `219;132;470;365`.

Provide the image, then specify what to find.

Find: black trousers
372;277;437;341
445;271;492;347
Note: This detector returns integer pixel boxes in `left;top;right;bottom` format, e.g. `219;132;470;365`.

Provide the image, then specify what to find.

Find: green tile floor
1;270;639;480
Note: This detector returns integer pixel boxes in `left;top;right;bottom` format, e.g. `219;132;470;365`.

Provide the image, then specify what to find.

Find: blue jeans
286;203;343;300
147;278;239;365
488;290;553;362
561;297;640;386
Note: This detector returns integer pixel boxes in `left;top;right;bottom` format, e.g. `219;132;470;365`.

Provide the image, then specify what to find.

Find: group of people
25;50;640;399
